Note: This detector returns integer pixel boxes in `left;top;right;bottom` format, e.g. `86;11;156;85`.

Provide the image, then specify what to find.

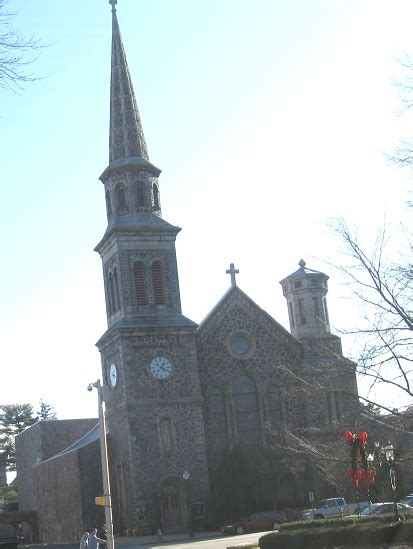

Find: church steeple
109;0;149;163
95;1;187;329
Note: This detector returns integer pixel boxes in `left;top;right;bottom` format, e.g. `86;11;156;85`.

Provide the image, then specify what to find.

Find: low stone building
16;419;98;512
32;425;104;542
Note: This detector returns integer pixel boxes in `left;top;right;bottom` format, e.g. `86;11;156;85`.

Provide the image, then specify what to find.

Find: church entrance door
161;480;184;532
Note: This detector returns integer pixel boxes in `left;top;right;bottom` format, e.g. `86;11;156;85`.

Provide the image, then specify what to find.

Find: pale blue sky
2;0;412;419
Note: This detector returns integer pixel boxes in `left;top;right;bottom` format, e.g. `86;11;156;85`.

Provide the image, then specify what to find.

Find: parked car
221;510;287;535
301;497;370;520
0;524;17;549
357;502;413;518
399;494;413;506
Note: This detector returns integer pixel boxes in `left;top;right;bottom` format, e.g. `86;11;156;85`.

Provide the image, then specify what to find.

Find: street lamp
182;471;194;538
88;380;115;549
384;443;394;462
366;453;375;518
383;443;399;521
370;441;399;521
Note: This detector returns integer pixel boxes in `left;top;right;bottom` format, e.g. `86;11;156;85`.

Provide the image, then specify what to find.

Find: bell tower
96;0;184;326
95;1;209;534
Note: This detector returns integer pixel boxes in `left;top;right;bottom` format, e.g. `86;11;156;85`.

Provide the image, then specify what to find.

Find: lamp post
383;443;399;522
88;380;115;549
182;471;194;538
366;453;375;517
369;441;399;521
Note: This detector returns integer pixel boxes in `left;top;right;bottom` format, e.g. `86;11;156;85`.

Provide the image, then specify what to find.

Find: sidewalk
24;531;223;549
117;530;222;547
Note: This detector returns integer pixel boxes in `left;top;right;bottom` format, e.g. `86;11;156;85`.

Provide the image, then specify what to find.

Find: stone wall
16;419;98;511
33;440;103;543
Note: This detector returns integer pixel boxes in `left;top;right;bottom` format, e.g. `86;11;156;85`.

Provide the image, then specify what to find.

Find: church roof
94;213;181;253
197;285;302;355
96;313;198;348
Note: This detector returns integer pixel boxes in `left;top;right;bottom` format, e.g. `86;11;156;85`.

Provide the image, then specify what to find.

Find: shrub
259;516;413;549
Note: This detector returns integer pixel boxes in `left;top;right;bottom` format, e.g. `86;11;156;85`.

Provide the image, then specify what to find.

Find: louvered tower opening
152;261;165;304
133;261;147;305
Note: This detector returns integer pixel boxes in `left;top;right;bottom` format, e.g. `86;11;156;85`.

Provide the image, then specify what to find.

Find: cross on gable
226;263;239;287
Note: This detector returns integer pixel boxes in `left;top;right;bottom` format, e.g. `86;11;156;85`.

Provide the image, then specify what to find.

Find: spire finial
299;259;306;269
226;263;239;287
109;0;117;12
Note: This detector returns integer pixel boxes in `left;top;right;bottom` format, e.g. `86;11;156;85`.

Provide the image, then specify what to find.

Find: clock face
149;356;173;379
109;364;118;387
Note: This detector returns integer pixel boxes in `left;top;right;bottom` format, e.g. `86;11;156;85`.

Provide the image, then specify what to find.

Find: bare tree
387;54;413;175
0;0;43;92
332;219;413;404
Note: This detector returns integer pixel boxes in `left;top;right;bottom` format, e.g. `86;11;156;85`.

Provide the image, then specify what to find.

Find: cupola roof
282;259;328;280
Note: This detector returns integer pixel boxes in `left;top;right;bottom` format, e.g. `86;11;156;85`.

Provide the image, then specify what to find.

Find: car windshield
359;504;382;516
319;500;336;507
400;496;413;505
359;503;406;516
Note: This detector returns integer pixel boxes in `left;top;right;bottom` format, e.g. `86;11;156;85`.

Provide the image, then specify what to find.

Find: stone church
16;1;360;542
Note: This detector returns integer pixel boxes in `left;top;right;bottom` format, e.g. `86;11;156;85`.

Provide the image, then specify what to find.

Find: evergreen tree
208;446;261;524
0;404;37;471
37;399;57;421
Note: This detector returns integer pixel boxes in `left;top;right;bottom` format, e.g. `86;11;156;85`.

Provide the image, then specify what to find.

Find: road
117;531;266;549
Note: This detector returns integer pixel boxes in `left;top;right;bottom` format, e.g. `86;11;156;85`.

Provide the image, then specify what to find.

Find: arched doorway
160;478;185;532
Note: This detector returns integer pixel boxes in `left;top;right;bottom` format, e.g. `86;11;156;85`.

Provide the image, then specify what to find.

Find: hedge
279;516;356;532
259;516;413;549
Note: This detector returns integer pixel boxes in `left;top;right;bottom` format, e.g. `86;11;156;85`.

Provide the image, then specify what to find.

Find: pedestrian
98;525;107;541
88;528;107;549
79;532;89;549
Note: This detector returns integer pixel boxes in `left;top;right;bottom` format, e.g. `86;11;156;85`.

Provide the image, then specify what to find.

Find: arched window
327;392;340;422
133;261;147;305
152;260;165;305
208;388;228;437
232;375;261;444
298;298;306;324
159;417;173;452
113;268;120;312
106;190;112;215
108;272;116;315
153;183;160;210
288;302;295;328
322;297;330;325
267;386;283;426
136;181;145;206
208;388;228;457
116;183;127;212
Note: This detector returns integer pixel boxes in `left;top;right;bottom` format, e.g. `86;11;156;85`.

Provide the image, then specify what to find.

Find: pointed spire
109;1;149;163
